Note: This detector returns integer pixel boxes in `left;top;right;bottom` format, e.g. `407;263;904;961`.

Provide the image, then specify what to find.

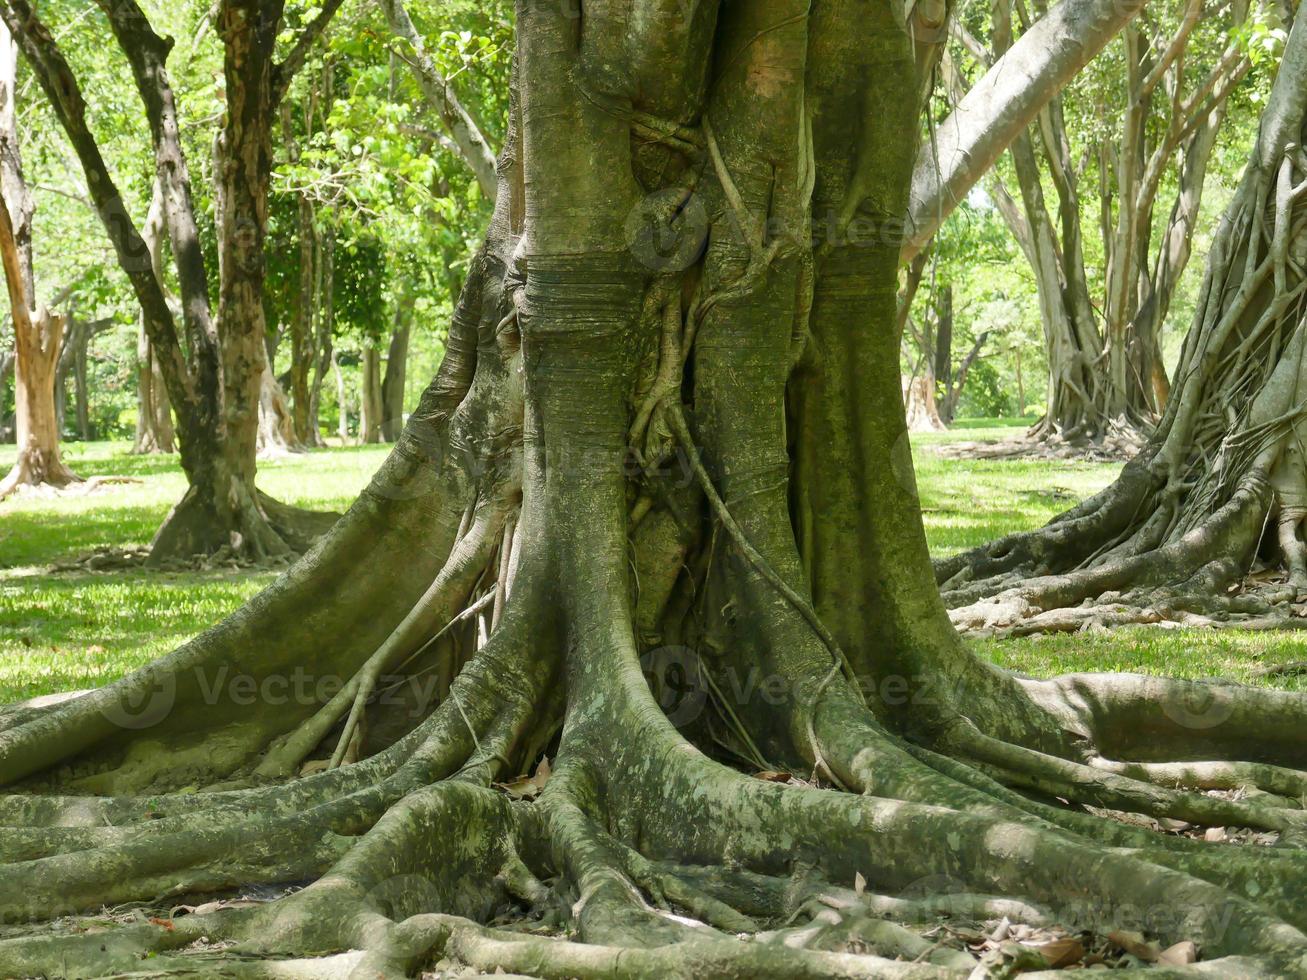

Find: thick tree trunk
3;5;1307;978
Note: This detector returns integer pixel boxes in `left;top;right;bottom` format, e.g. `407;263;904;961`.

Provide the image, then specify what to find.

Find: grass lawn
1;429;1304;704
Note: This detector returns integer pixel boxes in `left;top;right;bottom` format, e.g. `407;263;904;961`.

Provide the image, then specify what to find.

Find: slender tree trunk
380;298;410;442
283;100;317;446
331;346;349;443
132;325;175;454
360;340;384;444
307;215;334;445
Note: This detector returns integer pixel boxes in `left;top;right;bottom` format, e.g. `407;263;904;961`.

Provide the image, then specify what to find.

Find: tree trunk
945;12;1307;636
359;340;384;444
131;325;175;454
283;99;317;446
380;300;410;441
54;313;107;442
3;6;1307;978
0;19;76;498
307;213;335;445
331;345;349;443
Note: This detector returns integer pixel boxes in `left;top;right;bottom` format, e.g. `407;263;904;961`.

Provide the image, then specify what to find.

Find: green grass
0;428;1303;705
912;424;1120;557
0;441;389;702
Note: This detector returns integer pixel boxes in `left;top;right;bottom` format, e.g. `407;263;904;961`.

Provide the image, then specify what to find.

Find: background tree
947;0;1258;446
0;21;78;498
943;6;1307;636
0;0;344;559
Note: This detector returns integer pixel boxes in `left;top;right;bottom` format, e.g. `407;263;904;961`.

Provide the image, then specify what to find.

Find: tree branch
378;0;498;201
271;0;347;106
904;0;1143;262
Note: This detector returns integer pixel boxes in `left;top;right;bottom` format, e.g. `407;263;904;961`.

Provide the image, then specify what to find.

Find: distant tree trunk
940;330;989;424
307;215;334;444
360;341;384;444
331;346;349;443
903;372;945;432
0;346;11;440
55;313;109;441
380;296;410;441
282;99;317;446
132;325;174;454
0;21;76;498
130;181;176;455
931;282;952;400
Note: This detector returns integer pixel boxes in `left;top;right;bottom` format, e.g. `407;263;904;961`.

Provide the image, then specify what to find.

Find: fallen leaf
148;917;174;931
1036;936;1084;968
752;770;793;783
1159;940;1198;965
1204;826;1227;842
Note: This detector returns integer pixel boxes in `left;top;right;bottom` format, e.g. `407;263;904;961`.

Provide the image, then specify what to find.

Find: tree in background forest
2;2;1307;978
0;21;78;498
0;0;344;560
945;7;1307;641
945;0;1265;447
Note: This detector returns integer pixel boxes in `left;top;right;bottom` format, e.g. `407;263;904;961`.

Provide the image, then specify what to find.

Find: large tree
0;0;342;560
3;3;1307;977
955;0;1251;447
944;10;1307;638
